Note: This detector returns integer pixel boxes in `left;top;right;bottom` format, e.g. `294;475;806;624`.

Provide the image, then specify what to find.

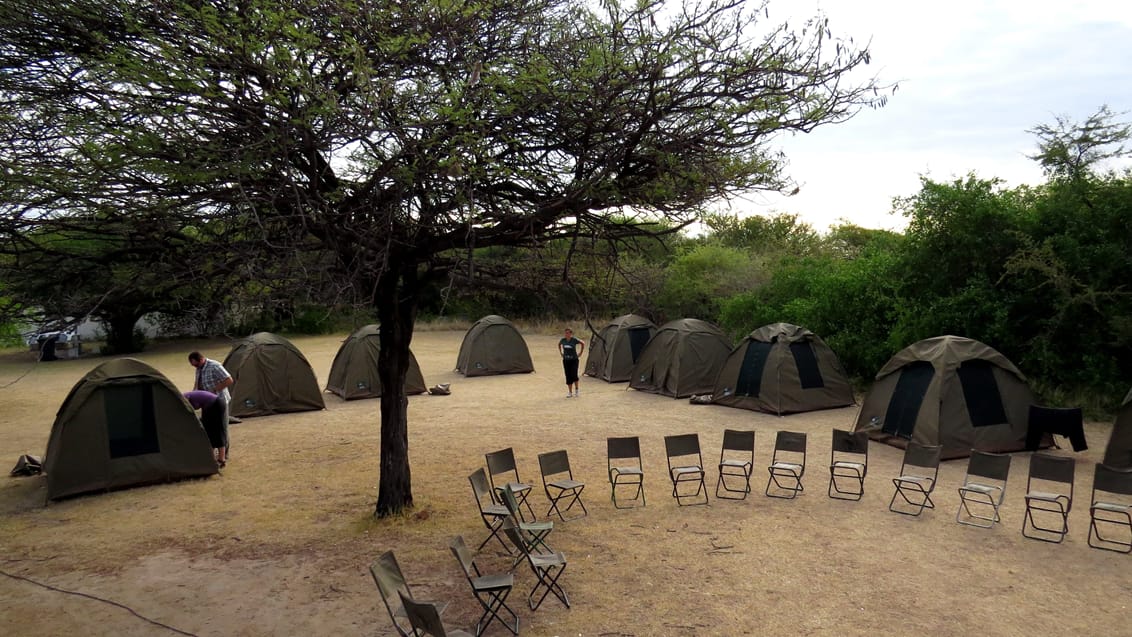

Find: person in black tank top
558;328;585;397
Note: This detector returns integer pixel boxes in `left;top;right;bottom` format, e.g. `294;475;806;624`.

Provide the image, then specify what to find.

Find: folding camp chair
716;429;755;500
449;535;519;636
370;550;448;637
399;592;474;637
469;468;512;553
765;431;806;499
1087;463;1132;553
486;448;535;522
664;433;709;506
538;449;588;521
607;436;646;509
828;428;869;501
1021;453;1075;543
502;518;570;610
500;484;554;571
956;450;1012;528
889;442;942;516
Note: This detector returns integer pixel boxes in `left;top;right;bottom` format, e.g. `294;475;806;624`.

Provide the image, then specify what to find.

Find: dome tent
455;315;534;377
854;335;1036;460
326;324;427;400
223;332;326;417
584;314;657;383
628;318;732;398
713;322;854;415
44;358;217;500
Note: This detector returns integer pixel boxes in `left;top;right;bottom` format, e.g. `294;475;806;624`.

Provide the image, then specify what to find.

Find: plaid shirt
195;358;232;402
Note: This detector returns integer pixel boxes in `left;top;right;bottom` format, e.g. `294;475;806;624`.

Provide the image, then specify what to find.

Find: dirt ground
1;329;1130;637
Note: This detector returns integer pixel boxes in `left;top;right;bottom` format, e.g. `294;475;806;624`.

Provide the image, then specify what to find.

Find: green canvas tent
712;322;854;415
455;315;534;377
854;335;1035;459
44;358;218;500
584;314;657;382
628;318;732;398
325;324;427;400
223;332;326;417
1102;387;1132;469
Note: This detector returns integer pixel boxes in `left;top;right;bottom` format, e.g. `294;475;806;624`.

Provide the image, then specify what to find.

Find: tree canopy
1;0;887;514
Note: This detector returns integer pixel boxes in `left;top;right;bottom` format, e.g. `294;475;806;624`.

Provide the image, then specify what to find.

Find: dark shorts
201;400;228;449
563;358;579;384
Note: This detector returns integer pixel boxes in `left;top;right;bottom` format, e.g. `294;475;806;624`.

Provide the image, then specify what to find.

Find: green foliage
656;244;759;320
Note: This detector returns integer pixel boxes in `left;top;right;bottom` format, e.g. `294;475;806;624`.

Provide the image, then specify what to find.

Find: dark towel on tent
1026;406;1087;452
10;454;42;477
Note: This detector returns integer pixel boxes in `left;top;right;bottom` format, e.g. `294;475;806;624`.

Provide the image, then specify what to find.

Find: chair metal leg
474;586;519;636
1021;499;1069;543
716;465;752;500
611;476;645;509
828;467;865;501
671;471;708;506
1088;505;1132;553
528;563;569;610
956;487;1003;528
545;485;588;521
766;468;804;499
889;481;935;516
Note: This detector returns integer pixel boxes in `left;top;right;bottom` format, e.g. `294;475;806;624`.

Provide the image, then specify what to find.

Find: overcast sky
723;0;1132;232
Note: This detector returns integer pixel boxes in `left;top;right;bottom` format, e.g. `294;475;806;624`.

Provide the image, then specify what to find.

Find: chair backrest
370;551;411;637
901;442;942;473
966;450;1012;482
773;430;807;456
469;467;496;509
1028;453;1075;486
721;429;755;455
608;436;642;464
499;483;520;517
486;448;520;491
831;428;869;456
399;591;450;637
539;449;572;480
501;516;531;557
665;433;701;459
448;535;477;580
1093;463;1132;497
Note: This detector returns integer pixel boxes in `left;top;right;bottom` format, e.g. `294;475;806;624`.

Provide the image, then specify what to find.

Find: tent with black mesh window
712;323;854;415
853;335;1037;460
44;358;218;500
584;314;657;382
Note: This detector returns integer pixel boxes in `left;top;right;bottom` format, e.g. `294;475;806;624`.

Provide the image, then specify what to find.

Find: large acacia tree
0;0;887;515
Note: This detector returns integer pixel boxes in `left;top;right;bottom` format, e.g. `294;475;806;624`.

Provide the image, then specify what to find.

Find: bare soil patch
1;330;1129;636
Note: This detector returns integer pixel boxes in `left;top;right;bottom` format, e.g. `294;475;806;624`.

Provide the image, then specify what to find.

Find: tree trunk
102;311;144;354
373;264;419;517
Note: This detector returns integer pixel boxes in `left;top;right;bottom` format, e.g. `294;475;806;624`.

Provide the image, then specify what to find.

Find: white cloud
736;0;1132;231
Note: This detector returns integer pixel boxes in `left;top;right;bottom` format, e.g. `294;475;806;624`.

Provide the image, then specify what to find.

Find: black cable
0;568;199;637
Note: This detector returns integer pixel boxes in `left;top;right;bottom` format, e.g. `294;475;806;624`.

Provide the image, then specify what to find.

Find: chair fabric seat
721;459;752;469
471;573;514;591
832;461;864;471
771;462;802;472
673;466;704;476
612;465;643;475
895;475;933;486
550;478;584;490
1093;501;1132;513
961;483;1003;495
1026;490;1065;502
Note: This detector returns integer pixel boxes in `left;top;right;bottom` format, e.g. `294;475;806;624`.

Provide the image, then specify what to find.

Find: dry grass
1;330;1130;637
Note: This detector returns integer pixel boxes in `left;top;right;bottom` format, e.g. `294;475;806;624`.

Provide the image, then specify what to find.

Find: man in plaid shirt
189;351;234;467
